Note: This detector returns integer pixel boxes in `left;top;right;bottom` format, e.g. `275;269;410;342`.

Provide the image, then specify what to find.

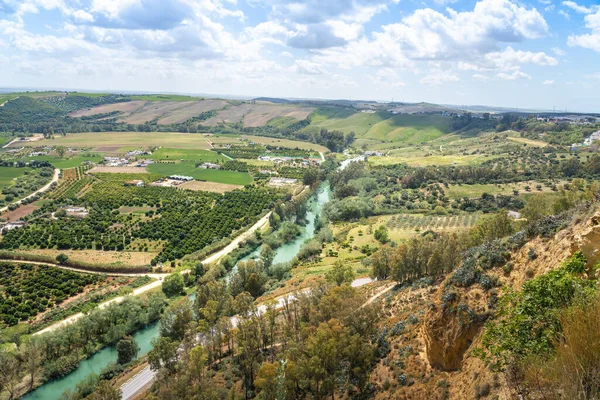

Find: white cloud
496;70;531;80
559;10;570;19
543;79;555;84
370;68;406;87
294;59;326;75
562;1;595;14
568;9;600;52
72;10;94;22
552;47;566;56
472;73;490;81
280;51;293;58
420;72;459;86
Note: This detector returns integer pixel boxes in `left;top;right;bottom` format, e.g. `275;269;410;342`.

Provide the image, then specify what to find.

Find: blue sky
0;0;598;111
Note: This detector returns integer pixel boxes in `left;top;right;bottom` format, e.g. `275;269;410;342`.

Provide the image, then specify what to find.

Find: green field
147;162;253;185
312;111;389;135
148;148;226;162
363;115;450;144
0;167;29;191
26;154;103;168
309;110;452;148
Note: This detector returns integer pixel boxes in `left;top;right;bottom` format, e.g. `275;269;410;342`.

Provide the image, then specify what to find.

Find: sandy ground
179;180;243;193
1;204;39;221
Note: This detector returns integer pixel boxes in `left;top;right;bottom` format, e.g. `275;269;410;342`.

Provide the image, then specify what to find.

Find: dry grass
12;249;157;267
20;132;213;150
201;103;314;127
520;294;600;399
157;100;228;124
68;100;147;118
123;101;197;124
178;180;243;193
507;137;549;147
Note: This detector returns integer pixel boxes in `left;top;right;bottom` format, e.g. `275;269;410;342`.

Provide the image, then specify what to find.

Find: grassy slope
0;167;30;189
364;115;451;144
146;162;253;185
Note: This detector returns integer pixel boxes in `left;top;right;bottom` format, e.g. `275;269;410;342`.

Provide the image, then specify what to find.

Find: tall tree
117;337;139;365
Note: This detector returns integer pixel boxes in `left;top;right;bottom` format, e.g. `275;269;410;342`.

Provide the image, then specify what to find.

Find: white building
200;162;220;169
1;221;26;234
584;130;600;146
268;177;298;187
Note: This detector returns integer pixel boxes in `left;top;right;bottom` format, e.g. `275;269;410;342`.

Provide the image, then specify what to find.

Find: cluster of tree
145;283;380;400
0;263;99;326
452;193;524;213
0;293;165;399
0;165;54;206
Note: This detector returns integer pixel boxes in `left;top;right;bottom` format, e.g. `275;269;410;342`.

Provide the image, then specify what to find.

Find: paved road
0;168;60;214
119;276;377;399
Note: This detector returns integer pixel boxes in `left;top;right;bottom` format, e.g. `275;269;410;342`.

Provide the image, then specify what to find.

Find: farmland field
178;180;243;193
25;154;103;168
12;131;213;150
147;162;253;185
148;148;227;162
368;154;495;166
12;249;157;268
0;166;30;192
242;135;329;153
202;103;314;127
363;115;450;143
444;181;564;199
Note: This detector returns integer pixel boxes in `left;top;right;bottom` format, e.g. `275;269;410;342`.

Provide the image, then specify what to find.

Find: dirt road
0;168;60;214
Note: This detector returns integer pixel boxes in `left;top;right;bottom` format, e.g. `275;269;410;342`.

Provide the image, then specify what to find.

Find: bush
162;273;185;298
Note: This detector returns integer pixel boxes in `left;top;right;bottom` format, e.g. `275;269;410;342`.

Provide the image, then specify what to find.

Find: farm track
0;168;60;214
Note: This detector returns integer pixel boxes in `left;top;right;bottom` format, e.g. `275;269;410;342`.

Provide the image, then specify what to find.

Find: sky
0;0;599;112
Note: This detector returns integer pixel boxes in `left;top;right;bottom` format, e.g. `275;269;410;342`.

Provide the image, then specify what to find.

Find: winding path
0;168;60;214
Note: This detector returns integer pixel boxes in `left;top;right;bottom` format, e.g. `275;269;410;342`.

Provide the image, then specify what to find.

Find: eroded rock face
424;291;486;371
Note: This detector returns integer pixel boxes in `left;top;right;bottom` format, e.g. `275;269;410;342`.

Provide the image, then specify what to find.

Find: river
23;156;362;400
232;183;331;272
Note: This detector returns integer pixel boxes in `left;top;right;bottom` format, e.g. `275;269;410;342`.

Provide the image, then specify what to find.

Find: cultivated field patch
87;166;149;174
68;100;147;118
147;162;253;185
179;180;243;193
17;132;213;150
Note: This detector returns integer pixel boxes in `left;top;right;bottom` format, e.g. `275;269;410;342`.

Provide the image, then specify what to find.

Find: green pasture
147;162;253;185
148;148;226;162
